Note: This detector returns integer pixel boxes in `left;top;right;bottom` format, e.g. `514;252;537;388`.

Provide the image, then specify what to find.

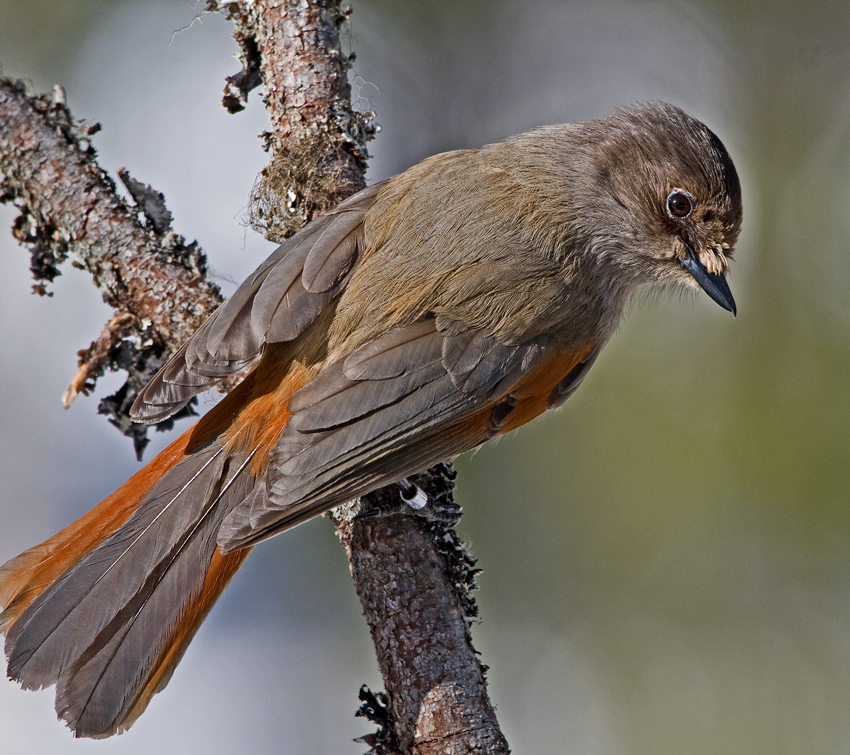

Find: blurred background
2;0;850;752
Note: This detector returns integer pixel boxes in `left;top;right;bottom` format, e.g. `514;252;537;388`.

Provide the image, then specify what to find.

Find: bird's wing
131;183;385;423
218;317;598;549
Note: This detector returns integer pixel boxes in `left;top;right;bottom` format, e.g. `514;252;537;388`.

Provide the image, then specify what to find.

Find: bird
0;102;742;738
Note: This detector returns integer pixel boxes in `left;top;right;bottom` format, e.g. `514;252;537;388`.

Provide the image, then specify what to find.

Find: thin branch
211;3;509;750
0;78;222;456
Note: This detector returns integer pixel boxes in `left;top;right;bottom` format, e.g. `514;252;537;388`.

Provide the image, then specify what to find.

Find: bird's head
580;102;743;314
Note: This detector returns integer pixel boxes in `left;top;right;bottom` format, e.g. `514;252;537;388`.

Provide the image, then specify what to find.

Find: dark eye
666;190;694;218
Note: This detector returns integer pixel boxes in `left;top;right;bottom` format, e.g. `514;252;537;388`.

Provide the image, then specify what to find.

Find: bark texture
334;466;509;755
211;0;376;242
0;78;222;456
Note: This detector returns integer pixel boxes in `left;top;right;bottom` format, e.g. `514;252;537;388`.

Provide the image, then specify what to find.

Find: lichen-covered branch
335;467;509;755
209;0;376;242
212;2;509;752
0;78;222;456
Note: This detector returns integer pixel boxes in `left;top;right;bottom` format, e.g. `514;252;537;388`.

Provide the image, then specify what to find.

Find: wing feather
218;318;548;549
302;221;361;293
130;183;383;423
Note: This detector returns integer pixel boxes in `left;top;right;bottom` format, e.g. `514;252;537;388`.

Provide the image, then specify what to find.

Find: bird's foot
355;474;462;525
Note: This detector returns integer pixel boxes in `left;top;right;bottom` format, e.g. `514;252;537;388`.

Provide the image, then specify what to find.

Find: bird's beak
680;245;736;316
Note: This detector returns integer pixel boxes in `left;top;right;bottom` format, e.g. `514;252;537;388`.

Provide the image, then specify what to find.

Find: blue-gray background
2;1;850;753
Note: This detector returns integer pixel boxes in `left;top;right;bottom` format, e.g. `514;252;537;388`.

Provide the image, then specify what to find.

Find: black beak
680;246;736;316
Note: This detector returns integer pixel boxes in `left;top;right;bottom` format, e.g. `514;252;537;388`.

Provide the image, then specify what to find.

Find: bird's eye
666;190;694;218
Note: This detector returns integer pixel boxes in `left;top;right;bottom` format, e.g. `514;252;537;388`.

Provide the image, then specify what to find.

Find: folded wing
217;318;567;550
131;183;384;423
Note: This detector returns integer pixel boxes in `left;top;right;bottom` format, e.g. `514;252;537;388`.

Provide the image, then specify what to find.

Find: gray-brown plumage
0;102;742;738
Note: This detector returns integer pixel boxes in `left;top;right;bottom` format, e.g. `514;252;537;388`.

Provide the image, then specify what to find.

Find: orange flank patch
427;342;597;454
489;342;595;435
221;359;321;478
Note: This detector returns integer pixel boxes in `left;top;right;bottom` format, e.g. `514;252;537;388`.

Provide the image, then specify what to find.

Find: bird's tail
0;413;256;738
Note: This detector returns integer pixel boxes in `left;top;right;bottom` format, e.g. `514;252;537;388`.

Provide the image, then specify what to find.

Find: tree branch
210;0;375;242
0;78;222;456
215;5;508;755
2;3;509;752
211;3;508;749
335;468;509;755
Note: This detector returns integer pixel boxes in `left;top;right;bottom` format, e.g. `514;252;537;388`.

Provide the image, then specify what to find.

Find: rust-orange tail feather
0;428;196;633
0;373;273;738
